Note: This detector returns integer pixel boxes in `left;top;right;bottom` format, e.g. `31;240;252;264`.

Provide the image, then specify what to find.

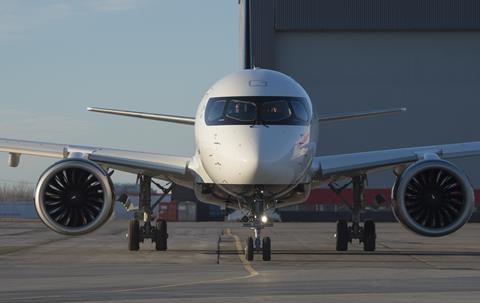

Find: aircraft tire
246;236;254;261
336;220;349;251
155;220;168;251
363;220;376;252
262;237;271;261
128;220;140;251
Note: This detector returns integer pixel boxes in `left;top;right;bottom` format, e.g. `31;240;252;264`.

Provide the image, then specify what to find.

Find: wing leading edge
0;138;192;182
317;108;407;123
313;141;480;181
87;107;195;125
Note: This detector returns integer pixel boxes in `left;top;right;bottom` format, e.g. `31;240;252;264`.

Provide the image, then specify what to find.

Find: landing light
261;215;268;223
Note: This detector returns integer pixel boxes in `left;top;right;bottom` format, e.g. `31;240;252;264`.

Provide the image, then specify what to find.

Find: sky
0;0;239;184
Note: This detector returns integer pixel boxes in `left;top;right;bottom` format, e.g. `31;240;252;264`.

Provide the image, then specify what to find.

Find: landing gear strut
243;190;273;261
125;175;173;251
331;175;376;252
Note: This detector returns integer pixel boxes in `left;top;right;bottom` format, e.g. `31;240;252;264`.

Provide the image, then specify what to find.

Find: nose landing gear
244;219;272;261
242;192;273;261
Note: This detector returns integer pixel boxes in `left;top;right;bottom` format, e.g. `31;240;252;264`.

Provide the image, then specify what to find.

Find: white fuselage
191;69;316;199
198;125;311;185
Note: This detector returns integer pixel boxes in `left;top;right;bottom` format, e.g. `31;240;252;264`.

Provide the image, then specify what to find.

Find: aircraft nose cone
202;126;312;185
250;132;311;183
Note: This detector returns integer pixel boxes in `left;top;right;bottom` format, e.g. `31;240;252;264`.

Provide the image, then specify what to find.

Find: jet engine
392;159;474;237
34;159;115;235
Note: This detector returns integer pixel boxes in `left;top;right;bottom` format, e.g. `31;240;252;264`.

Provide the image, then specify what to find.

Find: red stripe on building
306;188;480;206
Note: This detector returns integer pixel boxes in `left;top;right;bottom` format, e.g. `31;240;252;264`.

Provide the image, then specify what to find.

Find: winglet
87;107;195;125
318;107;407;123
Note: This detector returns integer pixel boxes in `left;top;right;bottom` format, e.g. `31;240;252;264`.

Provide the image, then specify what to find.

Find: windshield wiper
250;119;269;128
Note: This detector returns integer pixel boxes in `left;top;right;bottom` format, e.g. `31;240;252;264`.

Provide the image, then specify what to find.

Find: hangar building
170;0;480;220
244;0;480;188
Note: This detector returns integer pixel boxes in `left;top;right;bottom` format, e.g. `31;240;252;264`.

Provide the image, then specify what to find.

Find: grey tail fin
241;0;254;69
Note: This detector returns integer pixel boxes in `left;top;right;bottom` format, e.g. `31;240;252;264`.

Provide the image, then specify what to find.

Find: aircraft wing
0;138;192;182
313;141;480;181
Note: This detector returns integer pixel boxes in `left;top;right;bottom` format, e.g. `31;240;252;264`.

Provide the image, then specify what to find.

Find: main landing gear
122;175;173;251
330;175;376;252
243;191;273;261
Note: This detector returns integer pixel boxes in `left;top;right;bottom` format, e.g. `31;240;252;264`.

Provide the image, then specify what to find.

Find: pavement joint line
0;227;126;256
0;294;65;302
0;238;67;256
0;228;45;237
379;241;439;269
108;273;255;293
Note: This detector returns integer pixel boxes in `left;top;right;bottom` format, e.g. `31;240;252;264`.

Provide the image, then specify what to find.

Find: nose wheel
243;217;273;261
245;237;254;261
245;235;271;261
262;236;271;261
242;188;273;261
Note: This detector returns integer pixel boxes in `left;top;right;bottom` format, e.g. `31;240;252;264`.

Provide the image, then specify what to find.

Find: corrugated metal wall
247;0;480;77
275;0;480;31
247;0;480;187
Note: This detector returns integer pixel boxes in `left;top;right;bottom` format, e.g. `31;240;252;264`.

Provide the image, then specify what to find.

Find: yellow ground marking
224;228;259;276
111;228;258;293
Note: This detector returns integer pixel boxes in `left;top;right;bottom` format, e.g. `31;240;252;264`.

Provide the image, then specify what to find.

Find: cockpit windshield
225;100;257;122
205;97;311;126
261;100;292;122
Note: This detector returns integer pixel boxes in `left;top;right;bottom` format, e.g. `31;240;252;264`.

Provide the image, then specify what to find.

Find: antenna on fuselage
241;0;255;69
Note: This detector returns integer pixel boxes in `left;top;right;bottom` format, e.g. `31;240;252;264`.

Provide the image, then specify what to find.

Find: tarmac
1;219;480;302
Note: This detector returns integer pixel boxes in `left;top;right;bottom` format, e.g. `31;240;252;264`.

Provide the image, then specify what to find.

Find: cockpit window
206;99;226;124
290;99;309;122
260;100;292;122
205;96;311;126
225;100;256;122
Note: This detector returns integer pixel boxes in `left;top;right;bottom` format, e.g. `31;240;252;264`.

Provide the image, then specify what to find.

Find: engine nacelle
392;159;474;237
34;159;115;236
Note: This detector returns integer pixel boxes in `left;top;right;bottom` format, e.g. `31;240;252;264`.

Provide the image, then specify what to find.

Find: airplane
1;1;479;261
1;66;479;261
